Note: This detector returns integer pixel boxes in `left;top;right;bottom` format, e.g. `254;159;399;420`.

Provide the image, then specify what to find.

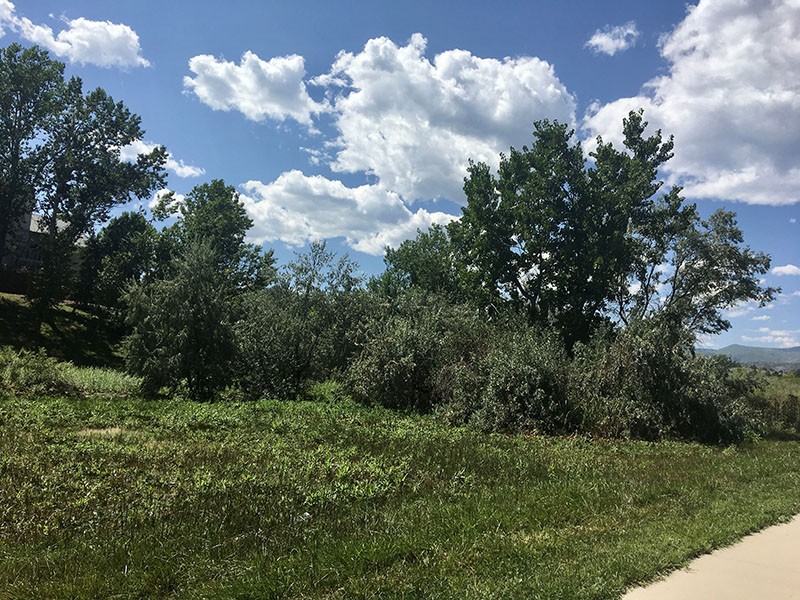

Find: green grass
2;384;800;599
731;368;800;433
0;293;123;368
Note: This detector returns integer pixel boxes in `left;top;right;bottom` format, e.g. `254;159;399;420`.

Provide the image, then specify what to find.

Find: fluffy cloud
583;0;800;206
752;315;771;321
185;33;575;250
120;140;205;179
317;33;576;202
183;52;326;126
0;0;149;68
742;327;800;347
240;170;457;255
772;264;800;276
585;21;640;56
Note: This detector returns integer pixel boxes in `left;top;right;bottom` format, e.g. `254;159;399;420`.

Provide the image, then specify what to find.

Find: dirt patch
76;427;127;438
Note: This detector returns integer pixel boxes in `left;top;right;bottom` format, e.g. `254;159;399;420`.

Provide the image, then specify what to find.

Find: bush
0;346;77;398
345;289;490;412
742;371;800;433
233;243;367;401
439;325;573;434
570;319;760;443
124;240;235;401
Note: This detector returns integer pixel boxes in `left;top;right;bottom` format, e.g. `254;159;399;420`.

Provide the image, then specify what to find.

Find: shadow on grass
0;293;123;368
762;429;800;442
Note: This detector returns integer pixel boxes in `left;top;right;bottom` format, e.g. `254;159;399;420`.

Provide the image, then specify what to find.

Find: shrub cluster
119;242;767;444
344;301;761;443
0;346;77;398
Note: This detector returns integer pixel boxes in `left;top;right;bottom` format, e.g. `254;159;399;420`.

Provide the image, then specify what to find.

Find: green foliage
616;207;777;335
440;325;574;434
449;115;667;346
124;240;235;401
0;44;64;265
153;179;275;291
77;211;158;310
234;241;364;400
0;346;77;397
370;224;465;302
29;75;166;309
346;289;490;411
741;370;800;433
449;110;775;348
571;319;761;443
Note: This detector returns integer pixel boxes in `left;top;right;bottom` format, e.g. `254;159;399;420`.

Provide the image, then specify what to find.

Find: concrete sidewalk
624;515;800;599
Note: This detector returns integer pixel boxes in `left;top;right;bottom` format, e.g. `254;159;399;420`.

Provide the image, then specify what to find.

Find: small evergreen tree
124;240;235;401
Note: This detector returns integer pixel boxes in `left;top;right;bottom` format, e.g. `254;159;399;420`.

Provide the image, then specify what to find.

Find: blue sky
2;0;798;348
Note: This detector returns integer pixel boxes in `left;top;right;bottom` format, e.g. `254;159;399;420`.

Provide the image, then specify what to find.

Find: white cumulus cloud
120;140;205;179
185;33;576;251
240;170;457;255
772;264;800;276
0;0;149;68
583;0;800;206
585;21;640;56
317;33;576;203
183;51;326;126
752;315;771;321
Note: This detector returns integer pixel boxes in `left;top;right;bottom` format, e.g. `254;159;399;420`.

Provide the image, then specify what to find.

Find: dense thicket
116;112;777;442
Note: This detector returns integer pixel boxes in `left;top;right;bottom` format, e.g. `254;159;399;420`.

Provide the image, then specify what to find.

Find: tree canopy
447;110;776;347
153;179;275;291
0;43;166;307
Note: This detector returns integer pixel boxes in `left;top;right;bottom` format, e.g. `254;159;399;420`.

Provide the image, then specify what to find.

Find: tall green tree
31;76;166;307
371;224;465;302
0;44;64;265
449;110;775;346
153;180;275;291
124;240;236;401
77;210;158;312
614;207;777;335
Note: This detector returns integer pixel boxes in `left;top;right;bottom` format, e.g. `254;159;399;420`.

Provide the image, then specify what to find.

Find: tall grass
1;389;800;599
1;346;140;397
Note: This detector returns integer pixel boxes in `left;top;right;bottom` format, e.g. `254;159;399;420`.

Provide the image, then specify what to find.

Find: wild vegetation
1;42;798;598
1;357;800;599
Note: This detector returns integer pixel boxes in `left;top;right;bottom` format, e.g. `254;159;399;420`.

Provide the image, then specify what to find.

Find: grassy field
2;378;800;599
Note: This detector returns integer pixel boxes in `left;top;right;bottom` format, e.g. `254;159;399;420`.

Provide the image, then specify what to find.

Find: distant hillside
698;344;800;370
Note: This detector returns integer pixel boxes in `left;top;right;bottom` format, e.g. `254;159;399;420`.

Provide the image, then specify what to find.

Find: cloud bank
583;0;800;206
185;33;576;253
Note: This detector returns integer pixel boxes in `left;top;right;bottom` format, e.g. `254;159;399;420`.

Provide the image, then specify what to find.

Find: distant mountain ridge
698;344;800;370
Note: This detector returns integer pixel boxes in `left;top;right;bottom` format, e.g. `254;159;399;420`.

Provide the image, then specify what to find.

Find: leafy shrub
345;289;490;411
0;346;77;397
570;319;760;443
439;325;573;434
233;242;367;401
743;371;800;433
